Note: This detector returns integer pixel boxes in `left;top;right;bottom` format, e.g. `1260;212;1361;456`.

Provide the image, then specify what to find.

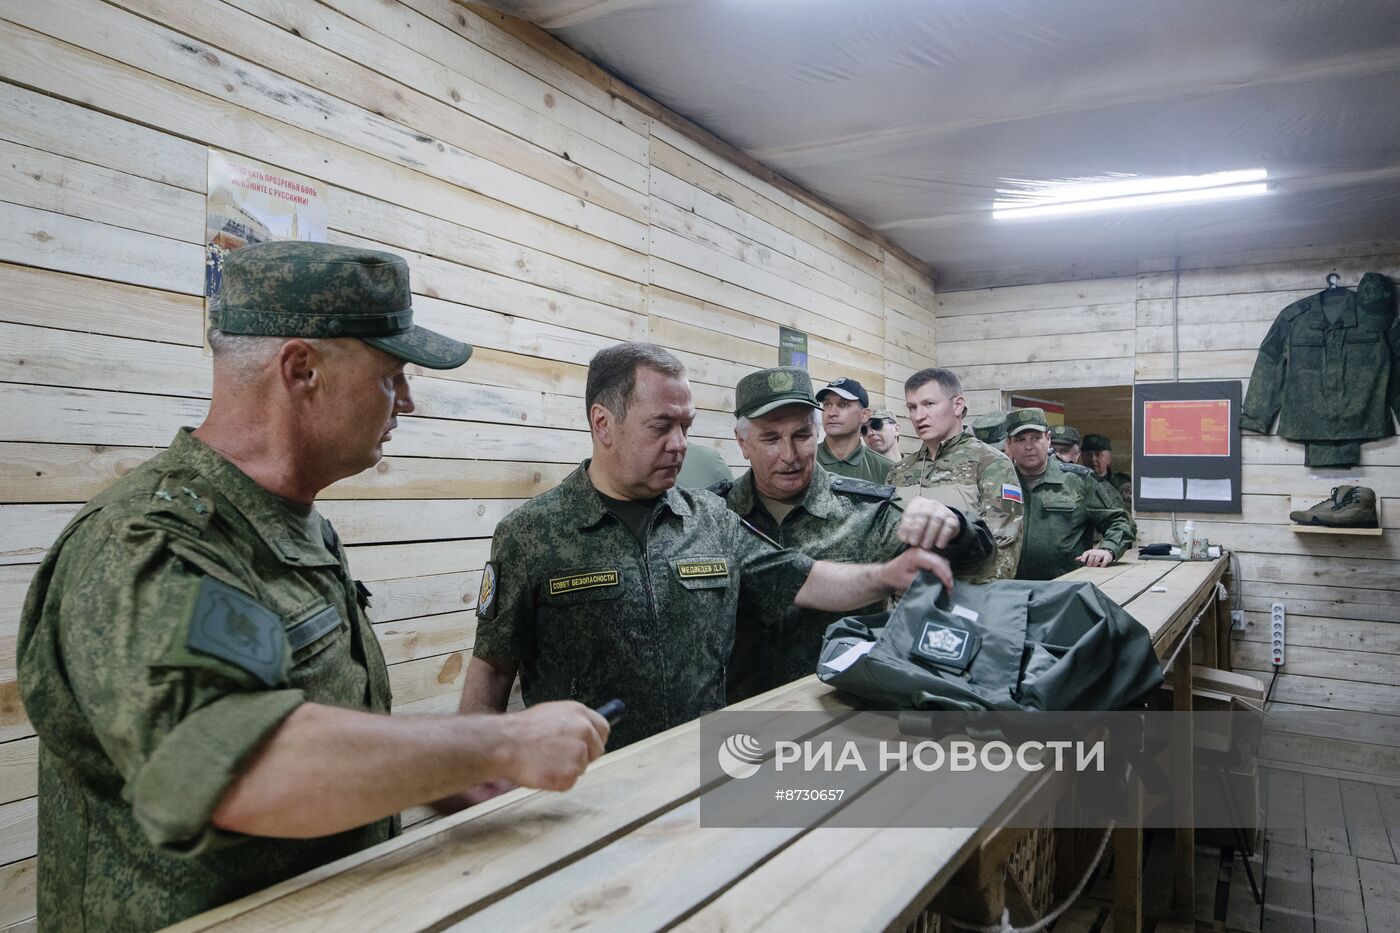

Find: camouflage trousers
1304;440;1362;468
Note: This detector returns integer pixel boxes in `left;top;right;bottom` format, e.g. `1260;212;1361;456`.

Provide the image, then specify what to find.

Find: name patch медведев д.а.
676;559;729;579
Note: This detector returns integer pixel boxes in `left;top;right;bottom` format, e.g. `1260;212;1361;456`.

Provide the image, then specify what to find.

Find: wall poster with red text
1143;399;1231;457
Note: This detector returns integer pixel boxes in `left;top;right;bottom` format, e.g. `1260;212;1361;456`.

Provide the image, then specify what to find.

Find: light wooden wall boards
0;0;940;926
934;242;1400;788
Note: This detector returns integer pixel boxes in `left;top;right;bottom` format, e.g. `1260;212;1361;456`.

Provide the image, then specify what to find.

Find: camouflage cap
1049;425;1081;446
869;408;897;422
1005;407;1049;436
734;366;821;419
1081;433;1113;452
971;412;1007;444
214;241;472;370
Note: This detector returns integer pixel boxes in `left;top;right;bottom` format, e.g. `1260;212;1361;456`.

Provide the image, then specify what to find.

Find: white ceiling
486;0;1400;289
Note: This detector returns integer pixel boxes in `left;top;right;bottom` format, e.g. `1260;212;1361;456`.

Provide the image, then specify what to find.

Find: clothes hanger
1323;272;1348;295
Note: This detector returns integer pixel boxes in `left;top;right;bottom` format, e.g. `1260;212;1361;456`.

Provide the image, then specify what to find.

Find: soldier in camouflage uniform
887;368;1024;583
1049;424;1083;465
1005;409;1136;580
815;377;897;483
460;345;957;750
861;407;901;456
714;367;995;701
970;411;1007;450
18;242;609;932
1081;433;1133;511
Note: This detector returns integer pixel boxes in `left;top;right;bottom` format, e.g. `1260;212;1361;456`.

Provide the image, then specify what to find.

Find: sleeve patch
477;561;498;619
1001;484;1024;503
187;577;286;687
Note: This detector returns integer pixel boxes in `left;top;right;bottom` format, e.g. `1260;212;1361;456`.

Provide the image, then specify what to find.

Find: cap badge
767;371;795;392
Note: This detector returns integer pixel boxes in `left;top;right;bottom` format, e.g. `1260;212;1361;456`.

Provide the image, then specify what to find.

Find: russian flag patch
1002;483;1023;503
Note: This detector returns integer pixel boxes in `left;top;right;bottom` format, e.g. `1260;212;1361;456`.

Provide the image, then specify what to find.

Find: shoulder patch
1001;483;1024;503
707;479;735;497
477;561;498;619
187;577;286;686
830;476;897;501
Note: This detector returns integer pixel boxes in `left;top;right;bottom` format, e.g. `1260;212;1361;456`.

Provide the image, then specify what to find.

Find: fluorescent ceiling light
993;169;1269;220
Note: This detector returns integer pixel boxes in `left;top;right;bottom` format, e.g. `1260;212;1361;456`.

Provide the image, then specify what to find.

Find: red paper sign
1143;400;1231;457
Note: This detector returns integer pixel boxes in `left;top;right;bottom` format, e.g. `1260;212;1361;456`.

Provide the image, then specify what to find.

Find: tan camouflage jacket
887;432;1024;583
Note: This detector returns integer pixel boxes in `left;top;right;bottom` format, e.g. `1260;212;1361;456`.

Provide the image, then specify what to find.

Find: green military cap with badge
215;241;472;369
971;412;1007;445
1049;425;1081;447
734;366;822;418
1081;434;1113;452
1004;407;1049;435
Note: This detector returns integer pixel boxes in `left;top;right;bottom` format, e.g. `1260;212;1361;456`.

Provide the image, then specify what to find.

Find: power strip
1270;602;1286;666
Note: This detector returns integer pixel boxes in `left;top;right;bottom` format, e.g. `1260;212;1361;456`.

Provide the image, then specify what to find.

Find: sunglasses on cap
860;418;891;434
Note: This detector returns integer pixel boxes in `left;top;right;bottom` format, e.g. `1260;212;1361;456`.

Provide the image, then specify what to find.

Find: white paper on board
1139;476;1185;500
1186;478;1232;501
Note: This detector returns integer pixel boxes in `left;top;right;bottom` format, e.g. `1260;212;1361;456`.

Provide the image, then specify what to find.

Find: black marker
595;699;626;725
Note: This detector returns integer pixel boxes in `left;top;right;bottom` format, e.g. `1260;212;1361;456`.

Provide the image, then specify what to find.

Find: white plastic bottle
1181;521;1196;559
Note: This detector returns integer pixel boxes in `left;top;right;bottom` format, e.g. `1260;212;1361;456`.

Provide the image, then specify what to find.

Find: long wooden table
169;556;1228;933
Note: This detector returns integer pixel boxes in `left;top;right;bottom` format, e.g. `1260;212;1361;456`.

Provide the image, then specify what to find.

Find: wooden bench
168;556;1228;933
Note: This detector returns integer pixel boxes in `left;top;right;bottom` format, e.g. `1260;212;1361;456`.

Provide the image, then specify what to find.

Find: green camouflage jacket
1241;273;1399;441
717;466;996;700
17;429;394;933
887;432;1024;583
474;462;814;748
1016;457;1136;581
1093;469;1134;511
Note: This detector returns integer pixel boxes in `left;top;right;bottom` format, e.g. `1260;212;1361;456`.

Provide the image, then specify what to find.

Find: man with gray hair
712;367;994;700
461;345;960;749
18;242;610;932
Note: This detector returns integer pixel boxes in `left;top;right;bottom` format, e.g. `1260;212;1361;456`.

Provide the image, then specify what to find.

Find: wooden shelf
1288;495;1383;535
1291;523;1382;536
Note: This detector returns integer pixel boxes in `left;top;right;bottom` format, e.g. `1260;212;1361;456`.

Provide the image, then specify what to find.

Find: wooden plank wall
0;1;939;926
935;242;1400;789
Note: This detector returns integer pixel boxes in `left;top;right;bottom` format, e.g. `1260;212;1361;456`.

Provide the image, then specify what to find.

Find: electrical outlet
1230;609;1246;631
1270;602;1286;666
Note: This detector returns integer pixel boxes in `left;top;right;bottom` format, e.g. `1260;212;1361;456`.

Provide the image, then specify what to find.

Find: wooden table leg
1202;598;1220;673
1171;645;1196;918
1112;783;1143;933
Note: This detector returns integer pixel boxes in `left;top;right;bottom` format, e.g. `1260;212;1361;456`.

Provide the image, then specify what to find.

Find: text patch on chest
548;569;621;595
676;559;729;579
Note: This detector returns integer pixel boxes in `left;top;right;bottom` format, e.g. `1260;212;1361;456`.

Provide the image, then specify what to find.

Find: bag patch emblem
548;569;620;595
923;624;967;659
910;621;982;673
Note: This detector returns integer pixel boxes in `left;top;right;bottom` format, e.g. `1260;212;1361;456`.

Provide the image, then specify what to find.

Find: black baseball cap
815;377;869;408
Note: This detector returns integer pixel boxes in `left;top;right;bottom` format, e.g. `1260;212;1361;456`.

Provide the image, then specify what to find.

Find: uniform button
327;318;343;335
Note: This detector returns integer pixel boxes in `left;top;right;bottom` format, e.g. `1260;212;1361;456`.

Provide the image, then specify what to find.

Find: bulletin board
1133;381;1242;513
